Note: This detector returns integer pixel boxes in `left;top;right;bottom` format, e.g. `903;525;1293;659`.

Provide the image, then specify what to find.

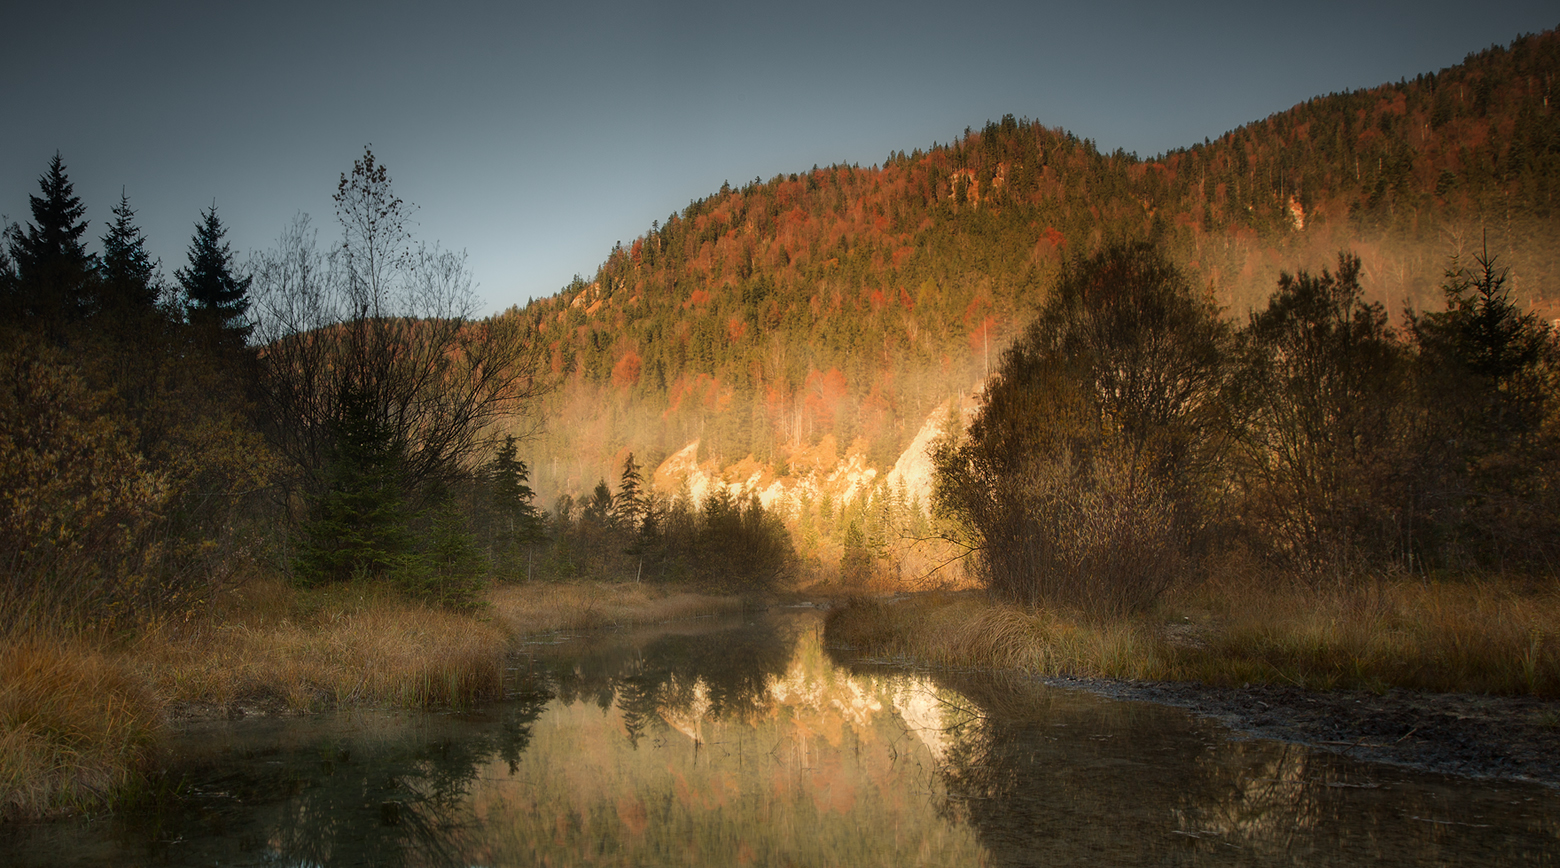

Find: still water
7;609;1558;866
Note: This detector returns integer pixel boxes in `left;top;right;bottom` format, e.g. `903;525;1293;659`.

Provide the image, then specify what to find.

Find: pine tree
613;453;646;532
294;383;413;585
176;205;252;342
4;153;97;326
840;521;872;586
488;435;543;546
99;190;161;318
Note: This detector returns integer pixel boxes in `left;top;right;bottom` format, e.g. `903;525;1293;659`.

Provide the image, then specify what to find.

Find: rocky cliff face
649;395;978;590
650;397;972;521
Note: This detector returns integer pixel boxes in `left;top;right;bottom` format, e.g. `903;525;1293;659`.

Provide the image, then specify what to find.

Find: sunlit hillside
495;28;1560;579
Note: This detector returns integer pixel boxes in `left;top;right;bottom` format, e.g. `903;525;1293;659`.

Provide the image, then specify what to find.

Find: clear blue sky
3;1;1555;316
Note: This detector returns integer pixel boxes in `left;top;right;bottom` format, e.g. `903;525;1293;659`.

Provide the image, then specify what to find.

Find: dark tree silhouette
176;205;253;342
4;153;97;326
99;190;161;319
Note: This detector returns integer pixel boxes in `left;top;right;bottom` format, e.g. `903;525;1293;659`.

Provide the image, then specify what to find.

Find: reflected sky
6;610;1557;866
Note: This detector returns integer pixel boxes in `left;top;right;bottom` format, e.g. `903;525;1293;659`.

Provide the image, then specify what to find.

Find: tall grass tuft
0;633;161;820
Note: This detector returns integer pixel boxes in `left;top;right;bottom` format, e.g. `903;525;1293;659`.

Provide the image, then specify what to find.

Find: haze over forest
510;28;1560;525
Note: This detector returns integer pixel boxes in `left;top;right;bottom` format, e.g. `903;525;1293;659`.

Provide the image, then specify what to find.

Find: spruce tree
176;205;252;342
99;190;161;318
613;453;646;532
294;383;412;584
4;153;97;326
488;435;543;545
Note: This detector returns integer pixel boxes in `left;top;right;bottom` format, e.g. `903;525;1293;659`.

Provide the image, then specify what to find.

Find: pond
6;608;1558;866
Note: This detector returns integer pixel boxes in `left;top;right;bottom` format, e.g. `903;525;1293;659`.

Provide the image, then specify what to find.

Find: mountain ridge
500;27;1560;549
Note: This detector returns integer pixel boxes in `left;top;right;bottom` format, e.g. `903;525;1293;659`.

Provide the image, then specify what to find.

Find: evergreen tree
613;453;646;532
176;205;252;342
4;153;97;326
487;434;544;547
294;384;413;585
840;521;872;586
1410;248;1559;566
99;190;161;318
582;479;615;527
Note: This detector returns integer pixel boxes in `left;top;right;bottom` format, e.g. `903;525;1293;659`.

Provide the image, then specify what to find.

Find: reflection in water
898;669;1560;866
6;610;1558;866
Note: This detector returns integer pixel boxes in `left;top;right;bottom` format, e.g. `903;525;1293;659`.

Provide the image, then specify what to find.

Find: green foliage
534;458;794;591
839;521;871;586
475;435;546;581
1410;248;1560;567
294;385;414;586
393;502;488;609
98;191;161;320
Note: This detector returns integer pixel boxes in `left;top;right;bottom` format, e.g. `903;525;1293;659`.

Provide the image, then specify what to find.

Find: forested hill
504;27;1560;499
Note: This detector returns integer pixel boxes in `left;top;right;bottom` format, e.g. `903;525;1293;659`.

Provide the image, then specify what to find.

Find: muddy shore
1046;674;1560;787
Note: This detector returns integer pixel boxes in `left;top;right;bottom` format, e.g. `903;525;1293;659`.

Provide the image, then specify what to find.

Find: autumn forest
3;25;1560;824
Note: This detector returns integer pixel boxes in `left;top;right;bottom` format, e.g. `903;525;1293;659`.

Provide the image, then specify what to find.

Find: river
6;608;1557;865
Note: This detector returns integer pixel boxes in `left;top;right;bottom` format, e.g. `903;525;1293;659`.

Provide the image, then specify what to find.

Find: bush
934;242;1225;616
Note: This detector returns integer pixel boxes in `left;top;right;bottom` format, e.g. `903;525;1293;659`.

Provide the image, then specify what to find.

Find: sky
3;1;1557;316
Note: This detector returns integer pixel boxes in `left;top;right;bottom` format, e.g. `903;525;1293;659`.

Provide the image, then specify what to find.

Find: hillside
501;28;1560;565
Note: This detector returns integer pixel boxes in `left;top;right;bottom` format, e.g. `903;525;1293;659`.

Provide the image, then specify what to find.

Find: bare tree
251;150;547;519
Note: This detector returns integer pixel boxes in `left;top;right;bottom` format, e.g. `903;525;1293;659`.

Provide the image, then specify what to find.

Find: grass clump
0;633;160;820
827;593;1167;681
1175;575;1560;696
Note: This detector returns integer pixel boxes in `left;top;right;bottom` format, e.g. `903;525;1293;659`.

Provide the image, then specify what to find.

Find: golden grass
828;576;1560;698
1176;575;1560;696
827;594;1169;680
0;633;160;820
131;577;508;713
2;577;508;821
487;581;746;636
2;576;748;821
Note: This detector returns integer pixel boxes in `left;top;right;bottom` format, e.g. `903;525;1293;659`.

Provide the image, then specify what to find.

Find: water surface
7;609;1557;865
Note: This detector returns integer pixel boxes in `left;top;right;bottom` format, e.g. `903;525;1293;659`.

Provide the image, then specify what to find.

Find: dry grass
0;633;160;820
827;593;1169;681
2;577;745;821
487;581;746;635
828;576;1560;698
1175;575;1560;696
131;577;509;712
2;576;508;821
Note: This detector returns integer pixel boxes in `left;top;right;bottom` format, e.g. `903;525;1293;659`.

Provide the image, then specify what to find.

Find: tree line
2;149;568;624
934;240;1560;617
516;454;795;591
512;28;1560;495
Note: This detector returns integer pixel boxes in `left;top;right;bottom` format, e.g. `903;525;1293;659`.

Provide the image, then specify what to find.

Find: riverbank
0;580;744;821
825;579;1560;785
